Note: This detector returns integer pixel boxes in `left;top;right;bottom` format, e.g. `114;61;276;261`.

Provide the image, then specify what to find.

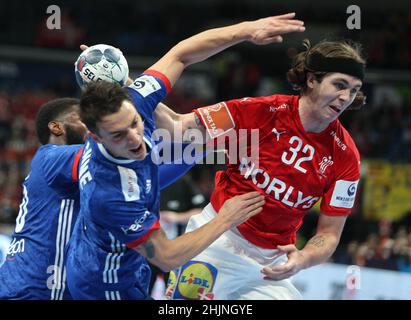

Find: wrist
233;21;253;42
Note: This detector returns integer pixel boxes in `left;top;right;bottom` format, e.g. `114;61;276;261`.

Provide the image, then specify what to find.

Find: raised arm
148;13;305;87
134;192;265;271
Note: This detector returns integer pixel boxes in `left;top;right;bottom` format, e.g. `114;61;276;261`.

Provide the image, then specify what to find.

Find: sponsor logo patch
130;75;161;97
330;180;359;208
196;102;235;139
173;260;217;300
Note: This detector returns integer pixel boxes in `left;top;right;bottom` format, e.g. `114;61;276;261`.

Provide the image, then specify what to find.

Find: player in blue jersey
66;14;305;299
0;97;211;300
0;98;87;300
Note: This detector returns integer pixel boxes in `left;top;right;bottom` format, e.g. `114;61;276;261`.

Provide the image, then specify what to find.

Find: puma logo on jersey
269;104;289;112
239;158;320;209
272;128;286;141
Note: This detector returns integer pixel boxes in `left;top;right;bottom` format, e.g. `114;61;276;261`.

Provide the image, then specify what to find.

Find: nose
127;128;142;146
338;89;350;103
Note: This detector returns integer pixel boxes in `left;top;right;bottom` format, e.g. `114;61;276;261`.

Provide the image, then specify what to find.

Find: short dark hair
35;97;80;145
80;82;132;134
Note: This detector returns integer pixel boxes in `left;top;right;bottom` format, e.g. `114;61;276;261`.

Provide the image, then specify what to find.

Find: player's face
309;72;362;122
62;108;88;145
94;100;147;160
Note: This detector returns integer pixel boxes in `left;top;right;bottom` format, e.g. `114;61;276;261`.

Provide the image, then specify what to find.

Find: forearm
299;233;340;269
171;22;251;67
149;22;253;86
158;217;228;271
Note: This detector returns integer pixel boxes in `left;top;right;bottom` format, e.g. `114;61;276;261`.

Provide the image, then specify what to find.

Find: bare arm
261;214;347;280
134;192;265;271
154;103;205;142
148;13;305;87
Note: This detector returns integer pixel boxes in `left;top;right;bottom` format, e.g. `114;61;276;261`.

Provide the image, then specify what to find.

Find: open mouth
129;144;143;155
329;105;342;113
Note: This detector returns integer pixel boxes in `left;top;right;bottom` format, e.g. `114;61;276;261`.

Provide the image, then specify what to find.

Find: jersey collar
96;136;153;165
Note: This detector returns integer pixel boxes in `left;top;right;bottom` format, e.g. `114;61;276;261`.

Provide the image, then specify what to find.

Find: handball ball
74;44;129;89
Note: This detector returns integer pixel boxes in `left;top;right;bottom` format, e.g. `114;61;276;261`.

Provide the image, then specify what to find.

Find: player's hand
80;44;89;51
260;244;307;280
217;191;265;228
245;12;305;45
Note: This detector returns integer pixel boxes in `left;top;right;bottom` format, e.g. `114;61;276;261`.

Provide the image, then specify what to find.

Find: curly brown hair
287;39;366;109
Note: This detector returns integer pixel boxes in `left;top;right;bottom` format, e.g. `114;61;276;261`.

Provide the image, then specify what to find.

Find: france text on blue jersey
66;71;169;300
0;144;83;300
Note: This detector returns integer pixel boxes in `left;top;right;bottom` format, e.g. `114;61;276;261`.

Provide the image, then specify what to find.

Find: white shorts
168;203;302;300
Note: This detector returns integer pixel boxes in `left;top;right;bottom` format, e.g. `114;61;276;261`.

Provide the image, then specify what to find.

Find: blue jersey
66;71;170;300
0;144;83;300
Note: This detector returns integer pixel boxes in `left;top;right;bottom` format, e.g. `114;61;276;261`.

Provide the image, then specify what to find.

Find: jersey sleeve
95;198;160;249
320;152;361;216
193;97;276;141
42;145;83;194
125;69;171;119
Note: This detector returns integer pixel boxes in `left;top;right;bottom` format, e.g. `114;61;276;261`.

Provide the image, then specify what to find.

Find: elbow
154;253;180;272
156;260;178;273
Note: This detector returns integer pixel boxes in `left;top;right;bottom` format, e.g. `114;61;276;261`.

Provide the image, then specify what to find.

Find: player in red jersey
167;39;366;300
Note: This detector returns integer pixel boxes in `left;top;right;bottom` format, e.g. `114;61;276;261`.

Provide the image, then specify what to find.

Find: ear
88;130;102;143
48;121;64;137
306;72;316;90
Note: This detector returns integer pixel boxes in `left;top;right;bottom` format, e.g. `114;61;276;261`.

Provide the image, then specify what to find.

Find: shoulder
39;144;83;159
334;122;360;162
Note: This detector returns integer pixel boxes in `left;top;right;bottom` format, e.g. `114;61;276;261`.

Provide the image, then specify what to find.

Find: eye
350;88;359;96
334;82;345;90
112;133;123;141
131;120;138;128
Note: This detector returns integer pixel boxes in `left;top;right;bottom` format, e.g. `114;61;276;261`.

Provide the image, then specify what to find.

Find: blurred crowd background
0;0;410;274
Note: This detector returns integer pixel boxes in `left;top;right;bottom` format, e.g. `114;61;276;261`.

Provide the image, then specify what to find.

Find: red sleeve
320;149;361;216
71;147;84;182
144;69;171;93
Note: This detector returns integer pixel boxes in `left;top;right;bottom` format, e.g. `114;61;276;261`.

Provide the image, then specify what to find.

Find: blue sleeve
158;143;209;190
41;144;83;192
100;200;160;248
125;71;170;122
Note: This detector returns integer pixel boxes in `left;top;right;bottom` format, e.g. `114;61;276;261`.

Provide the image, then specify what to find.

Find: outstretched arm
261;214;346;281
134;192;265;271
149;13;305;87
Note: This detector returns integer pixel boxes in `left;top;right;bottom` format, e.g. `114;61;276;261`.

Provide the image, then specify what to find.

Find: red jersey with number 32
194;95;360;249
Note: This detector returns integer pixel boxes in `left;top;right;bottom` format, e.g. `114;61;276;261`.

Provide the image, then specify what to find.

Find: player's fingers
242;194;265;206
277;244;297;253
272;12;296;20
244;199;265;214
278;19;305;26
237;191;263;201
80;44;89;51
245;206;263;218
263;271;295;281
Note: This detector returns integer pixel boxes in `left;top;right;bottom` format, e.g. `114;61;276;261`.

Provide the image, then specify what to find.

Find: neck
298;95;331;133
48;136;66;145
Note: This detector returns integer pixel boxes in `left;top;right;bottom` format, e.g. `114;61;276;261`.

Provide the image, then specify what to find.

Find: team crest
318;156;333;177
173;260;217;300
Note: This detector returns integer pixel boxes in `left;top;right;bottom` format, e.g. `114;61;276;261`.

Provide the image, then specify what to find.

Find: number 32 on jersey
278;133;315;174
